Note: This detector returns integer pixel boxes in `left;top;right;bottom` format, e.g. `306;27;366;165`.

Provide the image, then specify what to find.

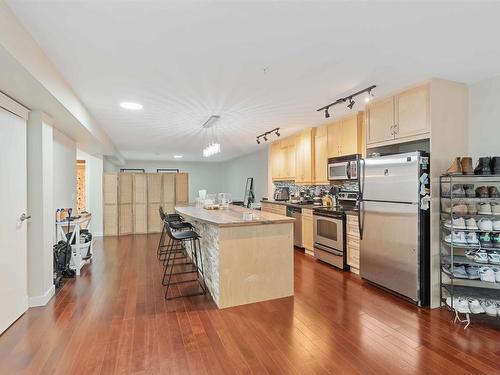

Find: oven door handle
314;243;343;256
346;161;351;179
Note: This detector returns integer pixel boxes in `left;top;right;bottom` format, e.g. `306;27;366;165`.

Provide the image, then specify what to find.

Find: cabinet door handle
390;125;394;136
395;124;399;135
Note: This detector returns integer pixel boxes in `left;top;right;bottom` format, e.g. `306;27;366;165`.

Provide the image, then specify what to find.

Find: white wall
27;111;54;306
77;149;103;236
53;129;76;212
469;75;500;160
122;160;223;202
221;149;269;203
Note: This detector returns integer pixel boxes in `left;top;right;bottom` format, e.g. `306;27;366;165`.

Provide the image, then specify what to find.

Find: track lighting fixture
347;98;355;110
317;85;376;118
256;128;280;144
364;88;375;103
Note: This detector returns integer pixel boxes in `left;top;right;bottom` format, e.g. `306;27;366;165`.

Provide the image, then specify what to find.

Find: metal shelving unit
440;174;500;328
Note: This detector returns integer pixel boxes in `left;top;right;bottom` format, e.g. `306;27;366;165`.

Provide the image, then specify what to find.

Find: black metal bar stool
157;206;193;260
162;221;206;300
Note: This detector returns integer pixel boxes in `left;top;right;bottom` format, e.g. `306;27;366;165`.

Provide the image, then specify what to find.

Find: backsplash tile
273;180;359;196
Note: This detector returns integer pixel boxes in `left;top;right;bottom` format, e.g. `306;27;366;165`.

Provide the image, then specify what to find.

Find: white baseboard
29;284;55;307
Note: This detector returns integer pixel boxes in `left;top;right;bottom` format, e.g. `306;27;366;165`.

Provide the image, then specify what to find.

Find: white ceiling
6;1;500;161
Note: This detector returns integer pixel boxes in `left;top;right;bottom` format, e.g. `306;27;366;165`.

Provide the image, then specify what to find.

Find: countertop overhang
175;205;294;227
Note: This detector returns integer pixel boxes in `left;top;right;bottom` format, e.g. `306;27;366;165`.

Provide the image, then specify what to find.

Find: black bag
53;240;75;288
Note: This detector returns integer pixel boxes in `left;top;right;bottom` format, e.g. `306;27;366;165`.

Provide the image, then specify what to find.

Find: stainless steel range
312;191;359;270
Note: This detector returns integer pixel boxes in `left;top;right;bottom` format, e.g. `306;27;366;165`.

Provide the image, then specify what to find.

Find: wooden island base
175;205;294;308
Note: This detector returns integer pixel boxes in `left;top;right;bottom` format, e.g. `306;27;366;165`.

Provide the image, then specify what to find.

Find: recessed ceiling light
174;155;183;159
120;102;143;110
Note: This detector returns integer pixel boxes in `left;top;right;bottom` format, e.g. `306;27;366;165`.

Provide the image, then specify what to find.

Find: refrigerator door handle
359;200;364;240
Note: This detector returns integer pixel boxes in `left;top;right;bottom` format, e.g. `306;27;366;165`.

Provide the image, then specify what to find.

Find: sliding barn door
103;173;118;235
133;174;148;234
147;173;163;233
118;173;133;235
162;173;176;214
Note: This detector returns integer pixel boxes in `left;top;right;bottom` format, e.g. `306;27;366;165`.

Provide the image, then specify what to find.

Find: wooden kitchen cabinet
175;172;189;205
327;119;341;157
366;97;395;145
295;128;314;184
261;201;287;216
346;214;360;273
395;84;430;139
314;125;328;184
366;83;430;146
302;208;314;255
271;137;295;181
327;113;363;157
132;174;148;234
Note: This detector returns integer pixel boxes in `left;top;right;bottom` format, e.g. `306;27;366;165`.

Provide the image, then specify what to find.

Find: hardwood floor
1;234;500;374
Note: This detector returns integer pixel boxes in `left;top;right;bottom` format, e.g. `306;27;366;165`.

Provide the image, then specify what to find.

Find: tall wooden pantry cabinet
103;172;189;235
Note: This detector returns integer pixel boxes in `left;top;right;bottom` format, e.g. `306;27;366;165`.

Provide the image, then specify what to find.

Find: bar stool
162;221;206;300
157;206;193;259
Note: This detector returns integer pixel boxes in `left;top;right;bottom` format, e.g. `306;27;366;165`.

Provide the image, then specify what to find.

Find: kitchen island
175;205;294;308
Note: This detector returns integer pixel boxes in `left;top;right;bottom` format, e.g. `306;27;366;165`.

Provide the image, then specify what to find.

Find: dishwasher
286;206;302;247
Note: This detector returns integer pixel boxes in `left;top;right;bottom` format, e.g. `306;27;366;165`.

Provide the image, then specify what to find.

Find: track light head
325;107;330;118
275;129;280;137
347;98;355;110
364;88;375;103
256;138;260;144
263;135;268;142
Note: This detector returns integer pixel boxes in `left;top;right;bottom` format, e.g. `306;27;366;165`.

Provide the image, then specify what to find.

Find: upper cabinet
327;112;363;157
314;126;328;184
295;128;314;184
366;83;430;146
270;137;295;181
395;84;430;139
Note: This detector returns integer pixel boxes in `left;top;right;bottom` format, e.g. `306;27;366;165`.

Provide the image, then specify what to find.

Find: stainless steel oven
313;209;347;270
328;154;360;181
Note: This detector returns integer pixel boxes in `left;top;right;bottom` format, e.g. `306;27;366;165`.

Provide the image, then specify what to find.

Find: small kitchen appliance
273;187;290;201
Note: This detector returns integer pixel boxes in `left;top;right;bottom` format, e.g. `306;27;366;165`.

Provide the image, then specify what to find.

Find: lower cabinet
346;214;360;273
261;201;287;216
302;209;314;255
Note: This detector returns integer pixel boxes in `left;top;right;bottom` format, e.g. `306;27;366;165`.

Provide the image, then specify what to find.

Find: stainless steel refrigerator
359;151;430;306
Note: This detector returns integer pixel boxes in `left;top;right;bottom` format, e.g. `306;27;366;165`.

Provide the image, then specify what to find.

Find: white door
0;107;28;334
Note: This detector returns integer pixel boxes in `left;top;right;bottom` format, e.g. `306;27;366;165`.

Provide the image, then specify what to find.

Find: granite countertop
260;199;320;210
261;200;359;215
175;205;295;227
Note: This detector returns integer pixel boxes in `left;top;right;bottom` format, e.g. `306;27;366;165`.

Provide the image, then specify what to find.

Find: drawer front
347;234;360;268
302;208;313;218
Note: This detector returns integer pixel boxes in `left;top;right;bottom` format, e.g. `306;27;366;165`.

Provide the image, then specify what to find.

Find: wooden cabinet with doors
395;84;430;139
162;173;176;214
132;174;148;234
346;214;360;273
327;113;363;157
261;201;287;216
270;137;295;181
103;173;118;236
295;128;314;184
314;125;328;184
118;173;133;235
366;83;430;146
147;173;163;233
103;172;190;235
302;208;314;255
175;172;189;205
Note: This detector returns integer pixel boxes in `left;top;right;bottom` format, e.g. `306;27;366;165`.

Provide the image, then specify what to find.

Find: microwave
328;154;360;181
